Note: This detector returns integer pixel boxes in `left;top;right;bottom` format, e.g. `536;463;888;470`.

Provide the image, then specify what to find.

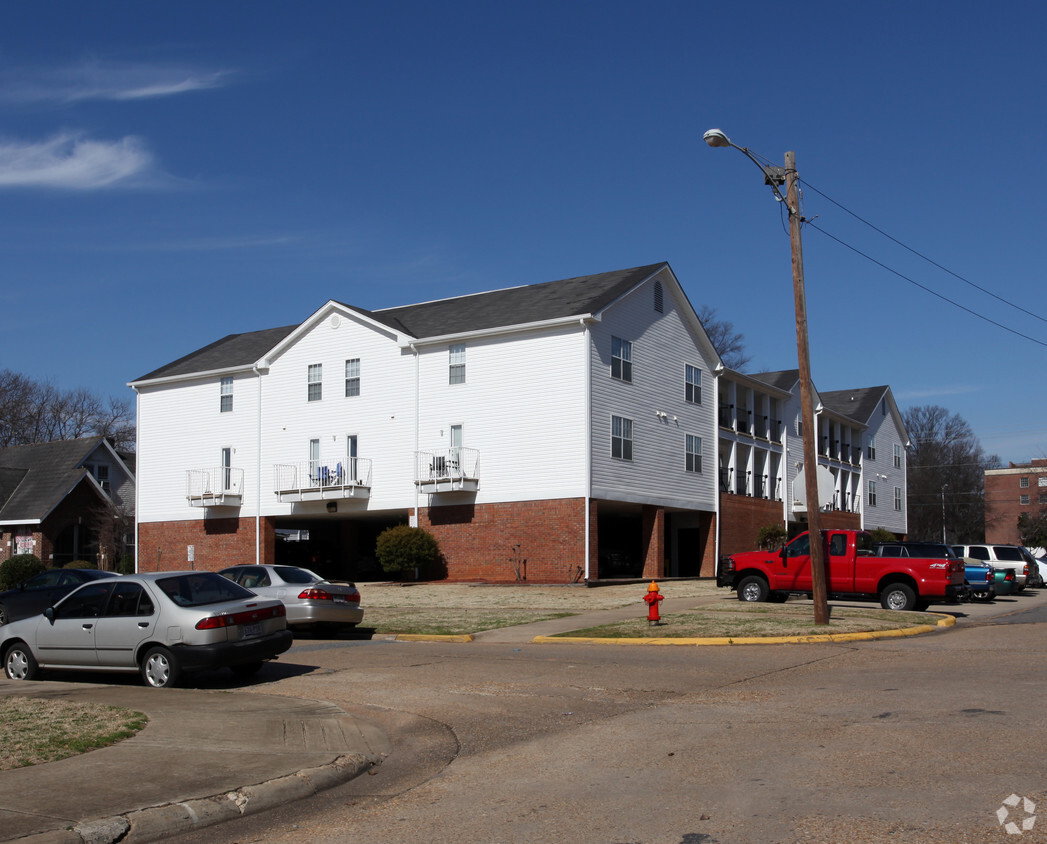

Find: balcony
186;467;244;507
415;447;480;493
273;459;372;503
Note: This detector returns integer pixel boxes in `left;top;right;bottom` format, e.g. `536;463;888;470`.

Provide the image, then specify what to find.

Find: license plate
242;622;262;639
334;595;347;604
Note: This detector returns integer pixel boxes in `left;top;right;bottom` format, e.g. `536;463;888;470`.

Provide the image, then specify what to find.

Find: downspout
253;366;263;564
132;387;140;573
583;319;591;582
410;343;420;527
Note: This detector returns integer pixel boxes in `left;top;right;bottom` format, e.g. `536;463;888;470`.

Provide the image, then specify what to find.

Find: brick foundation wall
719;495;786;557
420;498;588;583
138;517;275;572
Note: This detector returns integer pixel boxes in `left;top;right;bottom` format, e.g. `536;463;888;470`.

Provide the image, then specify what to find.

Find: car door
34;582;113;667
778;533;813;592
826;532;854;594
93;581;157;669
10;570;69;621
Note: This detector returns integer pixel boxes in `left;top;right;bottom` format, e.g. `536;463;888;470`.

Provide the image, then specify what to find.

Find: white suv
953;544;1029;591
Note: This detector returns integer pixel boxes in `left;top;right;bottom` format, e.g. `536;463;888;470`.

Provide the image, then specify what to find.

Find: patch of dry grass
364;607;574;635
0;697;147;770
559;603;934;639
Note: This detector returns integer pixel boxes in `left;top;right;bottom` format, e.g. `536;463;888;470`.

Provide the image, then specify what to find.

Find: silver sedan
1;572;292;688
218;565;364;631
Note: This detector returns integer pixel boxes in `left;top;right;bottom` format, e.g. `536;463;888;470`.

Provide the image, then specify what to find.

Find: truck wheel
737;575;770;603
880;583;917;611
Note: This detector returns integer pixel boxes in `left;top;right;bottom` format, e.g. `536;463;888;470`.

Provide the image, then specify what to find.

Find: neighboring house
820;385;909;537
0;437;136;568
130;263;724;582
716;372;909;555
984;458;1047;544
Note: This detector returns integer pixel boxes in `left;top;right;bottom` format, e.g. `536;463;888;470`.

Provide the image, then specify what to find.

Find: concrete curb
531;614;956;646
20;752;375;844
389;633;475;643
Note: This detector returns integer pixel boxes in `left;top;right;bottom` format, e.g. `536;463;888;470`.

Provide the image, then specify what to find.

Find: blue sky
2;1;1044;464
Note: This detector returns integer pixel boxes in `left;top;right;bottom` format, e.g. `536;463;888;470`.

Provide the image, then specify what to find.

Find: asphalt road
165;591;1047;844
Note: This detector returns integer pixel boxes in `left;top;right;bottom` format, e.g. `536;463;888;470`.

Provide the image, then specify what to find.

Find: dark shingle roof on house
134;263;669;383
820;387;889;424
0;438;107;522
751;370;800;392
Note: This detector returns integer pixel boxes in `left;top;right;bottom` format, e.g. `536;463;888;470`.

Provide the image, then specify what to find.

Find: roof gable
0;437;112;524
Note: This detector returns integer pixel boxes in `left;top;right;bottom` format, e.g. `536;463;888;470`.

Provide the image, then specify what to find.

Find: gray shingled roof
751;370;800;392
0;438;107;523
134;263;668;383
820;387;889;424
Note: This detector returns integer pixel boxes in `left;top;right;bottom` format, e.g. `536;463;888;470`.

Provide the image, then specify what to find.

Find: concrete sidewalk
0;681;386;844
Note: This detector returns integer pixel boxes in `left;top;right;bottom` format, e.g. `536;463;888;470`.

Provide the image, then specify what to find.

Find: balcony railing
415;447;480;492
718;405;734;429
273;459;372;502
186;467;244;507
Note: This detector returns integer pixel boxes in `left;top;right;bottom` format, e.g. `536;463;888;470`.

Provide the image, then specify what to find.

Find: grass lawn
363;607;575;636
0;697;147;770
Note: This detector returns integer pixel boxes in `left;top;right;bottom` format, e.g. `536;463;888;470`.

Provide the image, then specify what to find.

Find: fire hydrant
643;581;664;626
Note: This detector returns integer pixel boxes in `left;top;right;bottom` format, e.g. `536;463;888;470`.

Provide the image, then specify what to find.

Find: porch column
641;505;665;579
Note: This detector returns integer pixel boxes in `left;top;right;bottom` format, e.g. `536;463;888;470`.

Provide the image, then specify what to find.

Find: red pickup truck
717;529;968;611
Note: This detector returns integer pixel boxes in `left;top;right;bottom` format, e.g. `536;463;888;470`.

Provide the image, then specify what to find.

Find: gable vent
654;281;664;313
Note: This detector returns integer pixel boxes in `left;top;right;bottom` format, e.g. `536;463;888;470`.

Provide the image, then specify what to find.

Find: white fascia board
0;519;42;526
260;301;407;367
129;363;258;390
401;314;598;348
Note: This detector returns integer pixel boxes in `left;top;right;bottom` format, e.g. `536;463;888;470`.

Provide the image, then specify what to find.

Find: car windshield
273;566;324;585
156;573;254;607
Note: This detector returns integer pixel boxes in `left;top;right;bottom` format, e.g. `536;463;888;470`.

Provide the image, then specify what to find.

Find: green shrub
116;554;135;575
756;523;789;550
0;554;46;589
375;525;441;578
65;560;97;569
867;527;897;544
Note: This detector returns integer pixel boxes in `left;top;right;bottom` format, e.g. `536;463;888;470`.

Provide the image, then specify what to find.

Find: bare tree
0;369;135;451
698;305;751;371
902;404;999;544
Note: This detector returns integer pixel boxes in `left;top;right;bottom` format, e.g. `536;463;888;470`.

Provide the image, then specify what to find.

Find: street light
703;128;830;626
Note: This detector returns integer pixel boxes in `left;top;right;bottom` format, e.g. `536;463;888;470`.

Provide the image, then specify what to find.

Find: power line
805;221;1047;349
800;179;1047;326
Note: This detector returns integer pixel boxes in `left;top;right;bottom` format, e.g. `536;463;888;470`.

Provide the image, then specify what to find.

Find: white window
309;439;320;480
611;337;632;382
1039;477;1047;487
867;444;876;461
1020;477;1030;488
1020;494;1031;505
868;480;877;507
449;345;466;384
686;435;702;473
345;359;360;397
893;444;902;469
611;415;633;460
220;377;233;413
307;364;322;402
894;487;902;511
685;365;702;405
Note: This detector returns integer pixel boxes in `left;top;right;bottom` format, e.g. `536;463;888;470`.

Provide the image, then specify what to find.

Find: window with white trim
1020;476;1030;488
868;480;877;507
685;435;702;473
220;377;233;413
449;344;466;385
1020;494;1030;505
893;444;902;468
685;364;702;404
894;486;902;511
867;443;876;460
611;415;633;460
611;337;632;382
307;364;322;402
345;358;360;397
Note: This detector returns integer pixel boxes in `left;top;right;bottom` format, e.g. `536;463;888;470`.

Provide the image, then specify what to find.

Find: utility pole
786;150;829;626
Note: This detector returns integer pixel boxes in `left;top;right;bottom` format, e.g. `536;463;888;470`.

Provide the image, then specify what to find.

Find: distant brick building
984;458;1047;544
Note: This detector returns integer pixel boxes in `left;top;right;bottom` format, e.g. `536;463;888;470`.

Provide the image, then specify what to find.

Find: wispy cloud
895;384;980;401
0;132;156;190
1;59;233;104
